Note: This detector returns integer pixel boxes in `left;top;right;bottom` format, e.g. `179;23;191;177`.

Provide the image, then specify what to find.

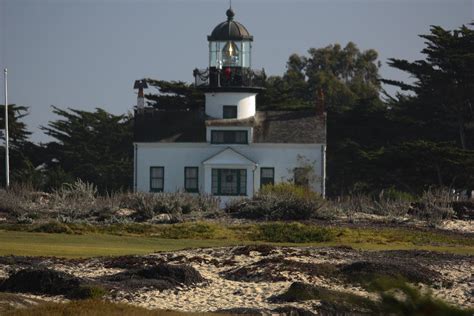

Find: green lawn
0;230;242;257
0;228;472;258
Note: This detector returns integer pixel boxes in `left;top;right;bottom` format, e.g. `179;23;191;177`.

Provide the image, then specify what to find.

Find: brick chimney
134;79;148;111
315;88;325;116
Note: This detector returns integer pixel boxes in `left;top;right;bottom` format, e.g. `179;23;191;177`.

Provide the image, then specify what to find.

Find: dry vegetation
0;181;472;315
1;181;472;228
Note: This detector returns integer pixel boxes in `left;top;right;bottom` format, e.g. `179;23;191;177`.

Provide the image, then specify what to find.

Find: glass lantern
209;40;252;69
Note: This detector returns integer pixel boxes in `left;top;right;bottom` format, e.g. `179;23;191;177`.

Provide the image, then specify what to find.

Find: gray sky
1;0;472;143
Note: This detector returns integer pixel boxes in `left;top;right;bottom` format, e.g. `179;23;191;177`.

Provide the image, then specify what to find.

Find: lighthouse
133;6;326;200
194;7;264;120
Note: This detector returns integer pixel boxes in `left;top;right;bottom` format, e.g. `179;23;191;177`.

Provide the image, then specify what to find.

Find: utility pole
4;68;9;188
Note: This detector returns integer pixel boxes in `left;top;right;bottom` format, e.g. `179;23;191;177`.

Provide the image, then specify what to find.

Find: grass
1;298;225;316
0;221;472;257
0;293;44;315
0;231;240;257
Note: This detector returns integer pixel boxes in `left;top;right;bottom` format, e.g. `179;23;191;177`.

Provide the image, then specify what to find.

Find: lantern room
194;7;264;90
208;8;253;69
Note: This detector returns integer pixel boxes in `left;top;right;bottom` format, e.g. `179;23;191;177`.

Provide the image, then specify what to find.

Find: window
294;167;309;187
211;130;248;144
260;168;274;188
211;169;247;196
223;105;237;119
150;167;164;192
184;167;199;192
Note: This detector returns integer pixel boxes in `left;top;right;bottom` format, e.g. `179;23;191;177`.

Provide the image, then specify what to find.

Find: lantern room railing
193;67;265;89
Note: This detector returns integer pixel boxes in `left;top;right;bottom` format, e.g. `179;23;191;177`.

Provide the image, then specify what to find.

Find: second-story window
223;105;237;119
211;130;248;144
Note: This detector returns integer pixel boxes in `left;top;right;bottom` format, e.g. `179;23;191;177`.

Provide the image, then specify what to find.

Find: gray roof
208;9;253;41
254;111;326;144
134;109;326;144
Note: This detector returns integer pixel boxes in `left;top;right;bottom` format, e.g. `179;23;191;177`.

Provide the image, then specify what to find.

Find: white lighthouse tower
194;7;264;120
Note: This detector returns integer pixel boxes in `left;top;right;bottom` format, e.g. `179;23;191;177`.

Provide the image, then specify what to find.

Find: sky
1;0;473;143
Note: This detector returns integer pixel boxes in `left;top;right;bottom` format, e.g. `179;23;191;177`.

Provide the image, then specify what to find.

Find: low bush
227;183;325;221
381;188;416;202
409;188;455;225
252;222;334;243
119;192;219;221
159;222;231;239
272;282;379;313
373;277;474;316
32;221;74;234
69;285;107;300
0;184;40;216
452;200;474;220
339;260;440;287
0;269;81;296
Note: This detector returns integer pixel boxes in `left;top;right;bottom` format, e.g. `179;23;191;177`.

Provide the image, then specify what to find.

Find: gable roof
134;109;326;144
202;147;256;166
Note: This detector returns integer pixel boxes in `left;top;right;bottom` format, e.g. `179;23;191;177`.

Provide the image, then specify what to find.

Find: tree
258;42;383;113
382;24;474;150
145;79;204;110
42;106;133;192
0;104;36;187
258;43;387;195
372;24;474;192
0;104;31;147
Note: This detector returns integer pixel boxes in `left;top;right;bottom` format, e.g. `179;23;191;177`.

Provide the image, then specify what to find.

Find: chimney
134;79;148;111
315;88;325;116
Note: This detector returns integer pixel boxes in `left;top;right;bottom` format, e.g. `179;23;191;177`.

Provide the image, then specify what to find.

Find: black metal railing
193;67;265;88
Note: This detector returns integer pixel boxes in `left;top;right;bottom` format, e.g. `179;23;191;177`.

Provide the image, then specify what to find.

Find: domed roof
208;8;253;41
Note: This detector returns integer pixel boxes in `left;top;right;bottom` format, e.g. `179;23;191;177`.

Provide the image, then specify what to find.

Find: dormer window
223;105;237;119
211;130;248;144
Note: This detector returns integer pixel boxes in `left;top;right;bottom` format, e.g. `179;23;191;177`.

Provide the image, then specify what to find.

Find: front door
211;168;247;196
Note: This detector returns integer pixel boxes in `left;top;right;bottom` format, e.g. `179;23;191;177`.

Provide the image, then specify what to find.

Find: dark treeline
1;24;473;196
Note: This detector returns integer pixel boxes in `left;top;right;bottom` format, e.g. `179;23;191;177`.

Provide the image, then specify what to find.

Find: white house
133;8;327;203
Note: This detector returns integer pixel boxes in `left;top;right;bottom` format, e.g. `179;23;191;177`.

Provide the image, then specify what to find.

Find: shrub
32;221;74;234
253;222;334;243
374;278;473;316
118;192;219;221
381;188;415;202
68;285;107;300
452;200;474;220
160;222;228;239
227;183;325;221
0;184;40;216
271;282;379;314
53;179;98;201
409;188;455;225
259;182;319;200
0;269;81;296
49;179;98;221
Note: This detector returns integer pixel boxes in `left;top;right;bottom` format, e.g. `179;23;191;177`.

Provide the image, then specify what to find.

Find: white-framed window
260;167;275;188
223;105;237;119
184;167;199;193
150;166;164;192
211;130;248;144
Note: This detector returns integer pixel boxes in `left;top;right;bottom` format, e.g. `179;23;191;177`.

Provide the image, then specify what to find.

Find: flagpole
4;68;9;188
